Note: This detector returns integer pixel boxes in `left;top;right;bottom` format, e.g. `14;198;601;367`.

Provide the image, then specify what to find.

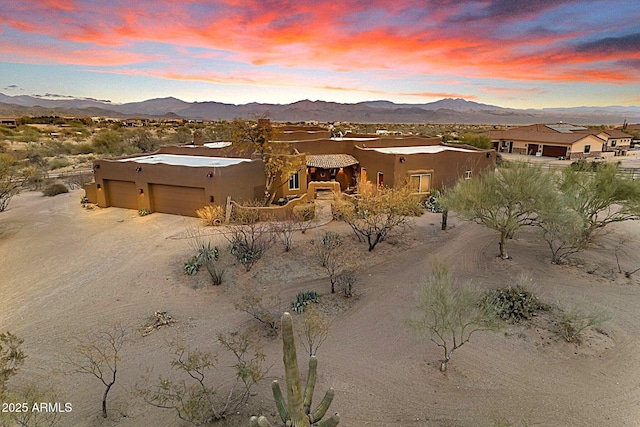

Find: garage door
105;180;137;209
542;145;568;158
149;184;206;217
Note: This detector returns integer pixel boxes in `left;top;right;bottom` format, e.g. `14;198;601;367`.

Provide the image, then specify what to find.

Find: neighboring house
86;127;495;217
488;123;633;159
0;117;18;128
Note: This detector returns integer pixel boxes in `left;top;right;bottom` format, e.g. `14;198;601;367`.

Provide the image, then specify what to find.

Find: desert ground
1;184;640;427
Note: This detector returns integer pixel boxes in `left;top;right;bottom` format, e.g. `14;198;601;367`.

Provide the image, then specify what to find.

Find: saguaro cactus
250;312;339;427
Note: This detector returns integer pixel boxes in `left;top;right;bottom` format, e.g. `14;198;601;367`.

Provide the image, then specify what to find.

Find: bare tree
0;153;25;212
312;231;345;293
234;286;283;335
0;331;25;393
296;305;331;357
70;325;127;418
333;183;416;251
139;332;265;425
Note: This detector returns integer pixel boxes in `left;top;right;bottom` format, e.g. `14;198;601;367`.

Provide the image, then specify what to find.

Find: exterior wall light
209;196;214;203
93;164;100;169
207;172;213;178
486;152;492;158
136;167;142;172
97;184;101;189
399;157;406;163
139;189;144;195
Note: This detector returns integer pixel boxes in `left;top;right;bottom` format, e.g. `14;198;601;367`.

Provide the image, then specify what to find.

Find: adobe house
86;127;495;217
488;124;633;159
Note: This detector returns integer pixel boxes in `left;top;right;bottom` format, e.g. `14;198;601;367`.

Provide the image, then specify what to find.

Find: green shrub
48;157;70;170
559;307;610;343
292;291;319;313
42;183;69;197
481;285;544;323
184;256;201;276
138;209;151;216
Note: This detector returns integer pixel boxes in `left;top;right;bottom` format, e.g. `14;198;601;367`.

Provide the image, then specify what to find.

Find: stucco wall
92;157;265;215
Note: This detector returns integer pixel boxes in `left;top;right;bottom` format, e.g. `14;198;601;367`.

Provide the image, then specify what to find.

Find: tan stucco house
86;127;495;217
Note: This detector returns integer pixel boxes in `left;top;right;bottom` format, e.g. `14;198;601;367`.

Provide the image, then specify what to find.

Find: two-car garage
104;180;206;216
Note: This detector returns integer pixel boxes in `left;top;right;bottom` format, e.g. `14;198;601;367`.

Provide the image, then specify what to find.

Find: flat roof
117;154;251;167
366;145;476;155
203;142;232;148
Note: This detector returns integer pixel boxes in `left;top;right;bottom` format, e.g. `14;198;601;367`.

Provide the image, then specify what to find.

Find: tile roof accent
306;154;359;169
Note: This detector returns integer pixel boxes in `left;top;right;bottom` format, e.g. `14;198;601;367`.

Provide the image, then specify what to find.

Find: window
377;172;384;187
465;170;472;179
611;140;617;147
409;174;431;193
288;171;300;190
584;145;591;154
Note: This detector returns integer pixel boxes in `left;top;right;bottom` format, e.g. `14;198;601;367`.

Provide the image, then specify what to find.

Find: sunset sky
1;0;639;108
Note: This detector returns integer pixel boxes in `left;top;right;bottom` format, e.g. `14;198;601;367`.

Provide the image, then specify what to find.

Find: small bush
481;285;544;323
48;157;70;170
292;291;319;313
80;196;89;205
196;205;225;226
138;208;151;216
559;307;610;343
336;270;357;297
293;203;315;222
42;183;69;197
184;256;201;276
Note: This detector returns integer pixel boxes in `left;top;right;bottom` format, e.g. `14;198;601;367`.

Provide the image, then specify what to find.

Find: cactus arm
315;413;340;427
303;356;318;414
281;312;309;427
272;380;289;422
309;388;335;423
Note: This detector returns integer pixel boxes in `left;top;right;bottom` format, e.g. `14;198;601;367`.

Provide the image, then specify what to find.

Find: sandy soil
1;189;640;427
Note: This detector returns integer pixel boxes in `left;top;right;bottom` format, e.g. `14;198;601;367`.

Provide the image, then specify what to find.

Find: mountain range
1;93;639;125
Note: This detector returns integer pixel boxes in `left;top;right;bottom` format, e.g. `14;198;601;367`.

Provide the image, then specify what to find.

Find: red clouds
1;0;638;96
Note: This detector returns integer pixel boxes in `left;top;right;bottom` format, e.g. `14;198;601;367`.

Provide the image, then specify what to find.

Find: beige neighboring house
488;124;633;159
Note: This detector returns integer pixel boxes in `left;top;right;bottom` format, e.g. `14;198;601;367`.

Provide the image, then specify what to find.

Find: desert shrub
234;288;282;335
481;285;545;323
80;196;89;205
227;223;274;271
183;242;217;276
558;307;610;343
139;333;265;425
138;208;151;216
0;332;25;392
196;205;225;226
311;231;345;293
204;250;228;286
48;157;70;170
293;202;315;221
292;291;319;313
335;270;357;297
42;183;68;196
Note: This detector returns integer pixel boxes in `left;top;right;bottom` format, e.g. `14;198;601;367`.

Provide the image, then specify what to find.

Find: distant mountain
0;93;638;125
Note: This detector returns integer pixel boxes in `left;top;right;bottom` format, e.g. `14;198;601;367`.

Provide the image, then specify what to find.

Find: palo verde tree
70;325;127;418
443;162;556;259
407;262;498;372
231;118;305;205
558;162;640;242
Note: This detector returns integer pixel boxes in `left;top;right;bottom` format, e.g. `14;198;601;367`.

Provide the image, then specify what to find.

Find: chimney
193;132;204;146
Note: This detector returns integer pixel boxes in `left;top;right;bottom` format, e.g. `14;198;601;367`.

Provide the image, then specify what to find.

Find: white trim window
409;173;431;193
288;171;300;190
